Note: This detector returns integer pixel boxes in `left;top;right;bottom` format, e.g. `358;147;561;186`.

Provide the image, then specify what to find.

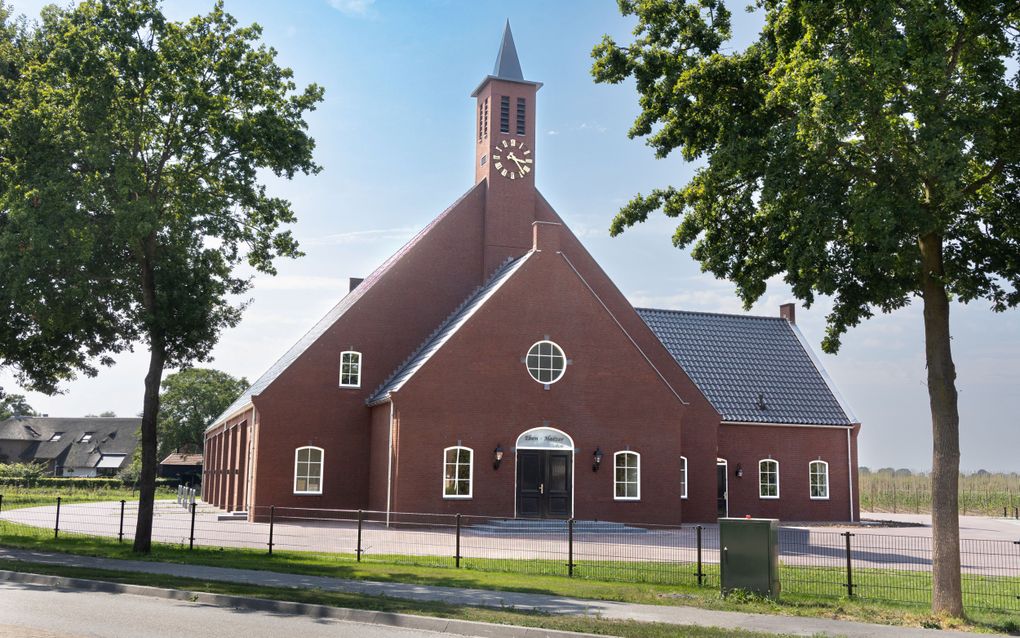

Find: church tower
472;22;543;275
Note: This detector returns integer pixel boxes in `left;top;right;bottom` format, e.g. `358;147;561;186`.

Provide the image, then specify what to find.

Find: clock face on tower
491;139;532;180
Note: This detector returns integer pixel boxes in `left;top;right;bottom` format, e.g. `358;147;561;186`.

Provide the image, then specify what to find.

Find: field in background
859;470;1020;516
0;485;175;510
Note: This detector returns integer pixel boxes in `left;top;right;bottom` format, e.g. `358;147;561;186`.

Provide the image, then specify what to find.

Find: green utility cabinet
719;517;780;598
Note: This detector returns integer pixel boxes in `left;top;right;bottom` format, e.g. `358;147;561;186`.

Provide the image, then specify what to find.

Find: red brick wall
718;423;859;521
388;247;689;524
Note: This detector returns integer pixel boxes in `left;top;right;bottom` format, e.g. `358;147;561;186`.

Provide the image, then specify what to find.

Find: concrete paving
0;547;983;637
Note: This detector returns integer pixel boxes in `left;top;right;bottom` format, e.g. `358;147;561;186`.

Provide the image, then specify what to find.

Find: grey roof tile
636;309;853;426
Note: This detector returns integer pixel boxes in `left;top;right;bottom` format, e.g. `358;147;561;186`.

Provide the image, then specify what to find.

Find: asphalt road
0;582;456;638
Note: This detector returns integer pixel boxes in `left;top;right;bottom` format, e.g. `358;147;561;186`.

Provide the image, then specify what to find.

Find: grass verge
0;486;175;509
0;557;818;638
0;518;1015;632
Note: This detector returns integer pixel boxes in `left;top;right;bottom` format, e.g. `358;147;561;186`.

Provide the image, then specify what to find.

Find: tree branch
962;159;1004;196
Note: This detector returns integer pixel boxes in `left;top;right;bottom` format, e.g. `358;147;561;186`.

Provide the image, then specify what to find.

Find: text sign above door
516;427;573;450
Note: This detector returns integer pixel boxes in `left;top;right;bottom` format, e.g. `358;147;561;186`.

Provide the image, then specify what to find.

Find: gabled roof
208;183;486;430
637;309;855;426
161;452;203;466
0;417;140;468
366;254;531;406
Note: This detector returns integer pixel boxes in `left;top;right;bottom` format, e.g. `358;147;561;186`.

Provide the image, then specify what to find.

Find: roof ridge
366;255;525;405
636;307;788;322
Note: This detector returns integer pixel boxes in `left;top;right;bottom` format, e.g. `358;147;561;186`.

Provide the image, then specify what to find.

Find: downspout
386;400;394;527
847;427;854;522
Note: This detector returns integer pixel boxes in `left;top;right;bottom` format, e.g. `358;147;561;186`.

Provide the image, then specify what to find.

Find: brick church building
204;24;861;524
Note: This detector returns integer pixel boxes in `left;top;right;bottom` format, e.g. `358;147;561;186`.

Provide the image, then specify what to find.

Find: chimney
348;277;364;293
532;221;562;253
779;303;796;324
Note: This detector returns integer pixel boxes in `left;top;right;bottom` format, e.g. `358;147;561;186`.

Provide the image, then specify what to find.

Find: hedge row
0;477;179;488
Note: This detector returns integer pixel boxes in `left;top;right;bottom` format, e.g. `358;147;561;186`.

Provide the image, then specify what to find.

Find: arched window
525;340;566;385
294;446;324;495
614;451;640;500
759;459;779;499
340;351;362;388
809;460;829;499
679;456;688;499
443;446;473;498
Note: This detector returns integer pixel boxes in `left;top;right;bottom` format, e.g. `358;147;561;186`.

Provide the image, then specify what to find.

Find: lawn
0;516;1016;634
0;485;175;510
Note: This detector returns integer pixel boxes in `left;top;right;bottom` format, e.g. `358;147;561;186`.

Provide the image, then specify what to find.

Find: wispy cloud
303;227;417;246
547;130;559;136
251;275;351;292
327;0;376;17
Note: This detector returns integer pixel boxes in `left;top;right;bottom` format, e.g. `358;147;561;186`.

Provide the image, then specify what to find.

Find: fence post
267;506;275;555
696;525;704;586
54;496;61;539
118;500;126;543
188;502;197;550
567;518;575;578
356;510;363;562
0;493;4;514
843;532;855;598
455;514;462;569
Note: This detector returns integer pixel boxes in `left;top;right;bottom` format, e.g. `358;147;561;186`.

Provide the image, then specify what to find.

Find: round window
526;340;566;384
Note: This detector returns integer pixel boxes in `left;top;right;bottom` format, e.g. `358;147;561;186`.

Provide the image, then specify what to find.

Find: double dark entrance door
516;450;572;518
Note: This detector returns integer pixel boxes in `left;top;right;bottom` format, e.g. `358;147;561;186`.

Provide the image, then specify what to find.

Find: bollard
356;510;363;562
118;500;126;543
268;506;275;555
188;502;197;550
54;497;62;539
696;525;704;586
842;532;855;597
567;518;575;577
455;514;462;568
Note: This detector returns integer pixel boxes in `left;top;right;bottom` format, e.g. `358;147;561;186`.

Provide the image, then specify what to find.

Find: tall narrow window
483;98;489;138
516;97;526;135
294;446;324;495
809;460;829;499
679;456;688;499
478;101;484;142
443;446;473;498
759;459;779;498
499;96;510;133
340;351;361;388
614;451;640;500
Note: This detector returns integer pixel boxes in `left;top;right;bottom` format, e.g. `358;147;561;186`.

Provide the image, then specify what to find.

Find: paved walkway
0;547;979;638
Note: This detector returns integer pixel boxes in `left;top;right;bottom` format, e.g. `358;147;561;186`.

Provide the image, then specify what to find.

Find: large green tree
0;0;322;553
157;368;247;458
593;0;1019;615
0;394;36;420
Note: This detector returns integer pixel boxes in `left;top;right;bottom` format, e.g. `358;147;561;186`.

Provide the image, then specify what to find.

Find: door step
216;511;248;521
466;519;645;536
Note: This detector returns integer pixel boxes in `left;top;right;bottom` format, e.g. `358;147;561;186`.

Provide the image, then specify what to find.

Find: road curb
0;569;602;638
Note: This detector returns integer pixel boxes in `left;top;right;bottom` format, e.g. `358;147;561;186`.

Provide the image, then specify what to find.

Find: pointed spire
492;20;524;81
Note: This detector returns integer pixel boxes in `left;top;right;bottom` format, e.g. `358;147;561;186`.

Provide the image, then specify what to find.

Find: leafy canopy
592;0;1020;352
157;368;247;457
0;394;37;421
0;0;323;387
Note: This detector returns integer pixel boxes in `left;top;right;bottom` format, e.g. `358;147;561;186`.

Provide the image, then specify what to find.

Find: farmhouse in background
159;452;204;485
0;416;139;477
204;24;860;524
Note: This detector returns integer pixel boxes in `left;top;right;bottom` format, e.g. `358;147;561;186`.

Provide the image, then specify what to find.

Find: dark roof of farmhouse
637;309;855;426
367;254;529;406
0;416;140;467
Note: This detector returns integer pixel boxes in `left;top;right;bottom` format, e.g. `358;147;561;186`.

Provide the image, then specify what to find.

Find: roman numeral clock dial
491;139;533;180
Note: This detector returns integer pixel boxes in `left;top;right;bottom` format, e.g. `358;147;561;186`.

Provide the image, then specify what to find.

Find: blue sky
3;0;1018;472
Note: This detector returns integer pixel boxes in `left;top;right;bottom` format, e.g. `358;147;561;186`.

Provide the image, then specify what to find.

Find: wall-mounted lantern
735;463;744;479
493;444;504;469
592;447;603;472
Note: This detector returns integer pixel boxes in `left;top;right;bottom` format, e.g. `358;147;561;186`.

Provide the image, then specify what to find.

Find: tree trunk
132;341;165;554
919;232;963;617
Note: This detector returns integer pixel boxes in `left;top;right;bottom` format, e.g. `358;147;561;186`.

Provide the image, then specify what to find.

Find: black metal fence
1;496;1018;613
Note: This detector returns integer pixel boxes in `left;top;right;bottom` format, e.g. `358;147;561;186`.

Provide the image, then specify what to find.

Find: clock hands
506;151;533;172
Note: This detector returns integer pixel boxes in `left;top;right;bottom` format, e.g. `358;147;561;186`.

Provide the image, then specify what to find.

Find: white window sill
293;491;323;496
614;497;640;502
759;495;780;500
339;384;361;389
443;495;472;500
810;495;830;500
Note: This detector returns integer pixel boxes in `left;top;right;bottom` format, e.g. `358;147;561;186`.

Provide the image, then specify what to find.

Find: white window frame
679;456;688;499
293;446;324;495
613;451;641;501
809;460;830;500
443;446;473;499
525;340;567;385
759;459;780;499
339;350;362;388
